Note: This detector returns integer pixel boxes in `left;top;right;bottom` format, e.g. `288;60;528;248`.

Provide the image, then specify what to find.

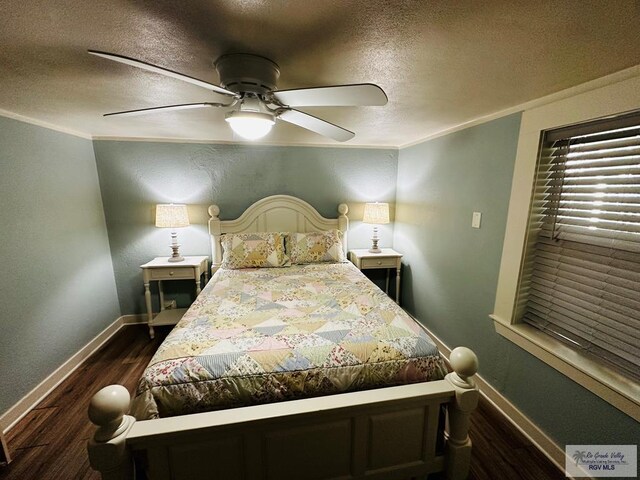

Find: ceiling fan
88;51;388;142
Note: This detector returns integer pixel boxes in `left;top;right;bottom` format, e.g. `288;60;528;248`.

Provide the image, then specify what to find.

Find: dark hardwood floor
0;325;564;480
0;325;168;480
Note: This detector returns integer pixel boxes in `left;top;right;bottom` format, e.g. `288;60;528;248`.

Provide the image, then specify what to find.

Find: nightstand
140;256;209;338
349;248;403;304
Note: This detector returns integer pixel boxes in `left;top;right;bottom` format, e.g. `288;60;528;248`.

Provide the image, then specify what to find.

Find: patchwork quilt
130;262;447;420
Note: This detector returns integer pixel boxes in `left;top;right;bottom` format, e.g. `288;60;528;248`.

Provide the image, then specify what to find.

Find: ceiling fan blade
104;102;229;117
273;84;387;107
88;50;237;97
278;109;355;142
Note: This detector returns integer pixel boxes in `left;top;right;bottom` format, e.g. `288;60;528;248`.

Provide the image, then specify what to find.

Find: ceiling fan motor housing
215;53;280;95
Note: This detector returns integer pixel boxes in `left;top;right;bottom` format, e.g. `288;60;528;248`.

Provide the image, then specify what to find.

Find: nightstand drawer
148;267;194;280
360;256;398;269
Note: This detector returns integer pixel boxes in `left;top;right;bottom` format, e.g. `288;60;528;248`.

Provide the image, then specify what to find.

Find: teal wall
0;117;120;415
3;111;637;451
393;113;640;450
92;141;398;315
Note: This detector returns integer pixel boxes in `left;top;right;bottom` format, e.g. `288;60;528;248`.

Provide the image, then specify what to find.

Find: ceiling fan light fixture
91;51;387;142
225;110;275;140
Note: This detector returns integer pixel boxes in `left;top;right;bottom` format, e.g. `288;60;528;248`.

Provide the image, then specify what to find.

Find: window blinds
521;110;640;381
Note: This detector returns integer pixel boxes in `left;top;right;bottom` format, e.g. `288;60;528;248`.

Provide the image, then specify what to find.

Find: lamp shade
362;202;390;225
155;204;189;228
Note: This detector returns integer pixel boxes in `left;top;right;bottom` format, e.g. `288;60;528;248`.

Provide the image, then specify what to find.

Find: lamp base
168;232;185;262
369;227;382;254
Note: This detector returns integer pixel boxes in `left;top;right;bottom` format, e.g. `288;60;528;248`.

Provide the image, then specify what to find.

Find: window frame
491;72;640;422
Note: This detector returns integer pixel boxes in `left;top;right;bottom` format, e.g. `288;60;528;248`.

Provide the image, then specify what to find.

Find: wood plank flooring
0;325;565;480
0;325;167;480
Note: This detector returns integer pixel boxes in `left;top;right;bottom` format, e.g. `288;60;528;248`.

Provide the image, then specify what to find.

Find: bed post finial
208;204;220;218
209;204;222;273
338;203;349;253
87;385;135;480
445;347;479;480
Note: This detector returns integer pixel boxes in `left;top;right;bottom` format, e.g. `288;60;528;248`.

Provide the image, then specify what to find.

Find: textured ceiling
1;0;639;146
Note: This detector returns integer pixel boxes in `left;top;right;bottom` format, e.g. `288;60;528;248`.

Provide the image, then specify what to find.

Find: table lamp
155;203;190;262
362;202;389;253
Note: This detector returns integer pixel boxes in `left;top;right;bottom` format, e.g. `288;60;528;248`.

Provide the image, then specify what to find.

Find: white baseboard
0;315;144;434
121;314;148;325
0;430;10;465
419;322;573;476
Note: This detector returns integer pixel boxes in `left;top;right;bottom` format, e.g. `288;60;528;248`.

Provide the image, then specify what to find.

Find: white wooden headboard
208;195;349;271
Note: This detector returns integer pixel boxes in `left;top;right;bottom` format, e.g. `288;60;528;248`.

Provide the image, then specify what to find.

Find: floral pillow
288;230;346;264
221;232;290;269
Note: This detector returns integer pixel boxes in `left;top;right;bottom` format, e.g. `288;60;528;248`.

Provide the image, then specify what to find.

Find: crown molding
399;64;640;149
0;108;91;139
3;64;638;149
91;135;398;150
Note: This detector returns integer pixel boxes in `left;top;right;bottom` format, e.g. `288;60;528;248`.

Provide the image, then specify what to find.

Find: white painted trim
90;135;398;149
493;74;640;325
0;430;10;465
492;319;640;422
487;68;640;420
4;65;638;149
0;316;135;434
399;64;640;149
121;314;148;325
0;109;92;139
415;318;573;477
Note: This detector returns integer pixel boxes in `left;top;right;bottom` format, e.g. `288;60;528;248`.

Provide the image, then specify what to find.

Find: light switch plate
472;211;482;228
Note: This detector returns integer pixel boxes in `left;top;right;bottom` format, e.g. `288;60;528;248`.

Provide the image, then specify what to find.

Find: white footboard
88;347;479;480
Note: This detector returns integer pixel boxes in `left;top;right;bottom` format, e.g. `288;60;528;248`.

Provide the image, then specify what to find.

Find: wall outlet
163;299;177;310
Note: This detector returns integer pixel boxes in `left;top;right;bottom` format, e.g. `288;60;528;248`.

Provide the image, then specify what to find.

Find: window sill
490;315;640;422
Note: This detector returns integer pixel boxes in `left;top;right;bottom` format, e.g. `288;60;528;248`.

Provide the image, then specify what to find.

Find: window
519;111;640;382
491;71;640;420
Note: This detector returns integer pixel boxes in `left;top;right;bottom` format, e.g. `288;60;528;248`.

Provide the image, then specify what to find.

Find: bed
87;195;479;480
